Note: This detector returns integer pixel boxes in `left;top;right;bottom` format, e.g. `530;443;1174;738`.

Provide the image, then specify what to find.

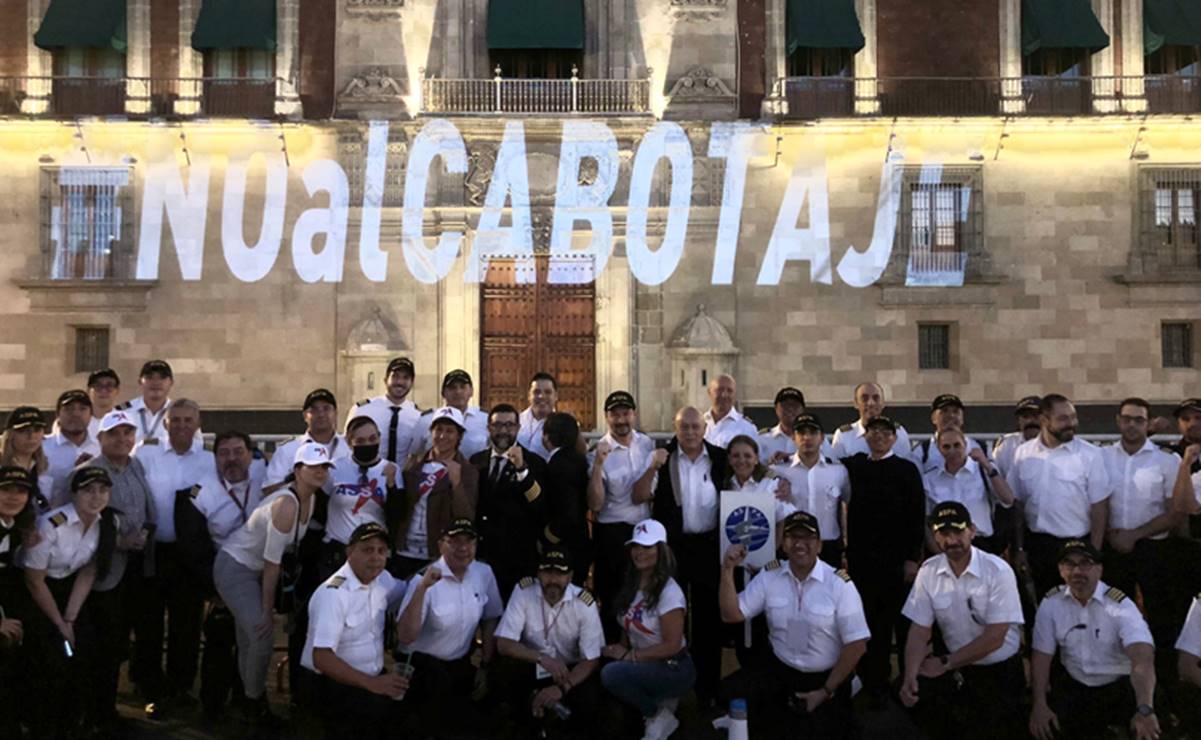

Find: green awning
487;0;584;50
786;0;866;56
1144;0;1201;55
34;0;126;53
191;0;277;52
1021;0;1110;56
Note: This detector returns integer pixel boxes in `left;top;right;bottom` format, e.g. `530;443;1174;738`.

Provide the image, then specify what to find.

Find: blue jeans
601;651;696;717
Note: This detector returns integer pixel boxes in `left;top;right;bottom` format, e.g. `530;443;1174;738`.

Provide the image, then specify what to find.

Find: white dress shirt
190;475;264;547
922;459;1001;538
677;446;718;534
773;455;850;540
1175;594;1201;658
399;557;504;661
496;580;604;664
703;408;758;449
344;396;422;465
43;431;100;486
589;431;656;525
302;562;407;675
1101;440;1179;536
1006;437;1110;537
516;407;551;461
991;432;1026;478
1032;581;1153;687
739;559;871;673
266;432;352;488
902;547;1024;665
21;503;99;579
135;442;216;542
725;475;797;522
756;425;836;463
831;419;914;461
920;436;984;474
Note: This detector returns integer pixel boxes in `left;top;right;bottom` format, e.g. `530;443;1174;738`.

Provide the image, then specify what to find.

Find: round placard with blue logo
724;505;771;552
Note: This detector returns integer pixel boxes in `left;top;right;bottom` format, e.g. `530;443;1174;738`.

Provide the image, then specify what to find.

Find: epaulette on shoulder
1106;586;1127;603
1045;585;1066;599
116;401;133;410
184;484;201;499
518;576;535;589
49;511;67;527
824;456;835;464
326;575;346;589
578;589;595;606
356;398;370;406
252;448;265;459
758;426;772;435
764;559;782;571
838;423;853;433
835;568;852;583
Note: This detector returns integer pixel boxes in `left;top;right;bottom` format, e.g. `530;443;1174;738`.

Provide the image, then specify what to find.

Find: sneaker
641;706;680;740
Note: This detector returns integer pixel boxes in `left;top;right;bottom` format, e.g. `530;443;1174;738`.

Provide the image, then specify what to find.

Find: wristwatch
1136;704;1155;717
987;467;1000;478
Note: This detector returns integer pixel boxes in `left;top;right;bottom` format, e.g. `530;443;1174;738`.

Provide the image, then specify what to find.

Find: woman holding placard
600;519;695;740
724;435;797;533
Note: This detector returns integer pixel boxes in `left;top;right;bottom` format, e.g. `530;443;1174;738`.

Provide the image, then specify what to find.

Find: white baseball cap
98;409;137;433
293;441;334;468
626;519;667;547
429;406;467;432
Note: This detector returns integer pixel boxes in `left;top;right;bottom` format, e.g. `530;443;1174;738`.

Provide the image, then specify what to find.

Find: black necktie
490;456;504;485
387;406;401;463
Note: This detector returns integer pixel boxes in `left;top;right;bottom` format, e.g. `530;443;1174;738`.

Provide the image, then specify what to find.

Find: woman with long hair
725;434;796;530
22;466;117;737
320;416;398;581
1;406;53;511
600;518;695;740
213;442;332;727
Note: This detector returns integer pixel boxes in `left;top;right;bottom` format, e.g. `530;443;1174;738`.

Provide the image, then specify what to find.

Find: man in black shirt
841;415;925;705
540;412;592;585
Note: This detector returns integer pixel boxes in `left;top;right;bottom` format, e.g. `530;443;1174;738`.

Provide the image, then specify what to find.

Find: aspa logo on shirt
623;598;655;637
418;464;447;498
334;479;385;513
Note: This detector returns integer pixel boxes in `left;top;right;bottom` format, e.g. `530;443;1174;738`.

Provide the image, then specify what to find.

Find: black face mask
352;443;380;465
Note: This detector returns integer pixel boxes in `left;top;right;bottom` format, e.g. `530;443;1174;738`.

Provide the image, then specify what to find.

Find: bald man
633;407;731;706
703;375;758;448
831;382;915;461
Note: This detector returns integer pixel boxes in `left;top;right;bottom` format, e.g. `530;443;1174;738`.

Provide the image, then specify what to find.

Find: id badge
535;663;551;680
787;617;809;649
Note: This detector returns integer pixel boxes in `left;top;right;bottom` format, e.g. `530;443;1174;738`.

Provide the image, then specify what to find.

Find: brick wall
876;0;1000;78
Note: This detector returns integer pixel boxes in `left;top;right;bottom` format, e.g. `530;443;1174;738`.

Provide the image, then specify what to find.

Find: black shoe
144;702;163;721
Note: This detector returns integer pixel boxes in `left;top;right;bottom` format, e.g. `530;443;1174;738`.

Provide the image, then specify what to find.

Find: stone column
23;0;51;113
853;0;878;114
999;0;1024;113
275;0;301;117
762;0;786;115
177;0;203;115
1121;0;1146;112
125;0;151;113
1091;0;1117;112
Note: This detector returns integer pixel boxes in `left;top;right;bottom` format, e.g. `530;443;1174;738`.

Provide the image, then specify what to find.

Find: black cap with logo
442;369;473;390
1174;398;1201;418
792;413;823;434
387;357;415;378
71;466;113;492
87;368;120;388
781;510;821;538
604;390;637;412
1015;396;1042;414
1057;539;1102;564
928;501;972;531
538;549;573;572
931;394;964;411
57;389;92;410
441;518;479;539
303;388;338;411
348;522;389;546
774;387;805;406
864;415;897;432
5;406;46;431
0;466;36;492
140;360;173;379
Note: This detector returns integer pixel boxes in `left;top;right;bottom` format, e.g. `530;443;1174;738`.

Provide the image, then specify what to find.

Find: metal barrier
422;68;651;115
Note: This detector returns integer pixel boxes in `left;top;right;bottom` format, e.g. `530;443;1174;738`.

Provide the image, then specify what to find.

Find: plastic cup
393;661;415;701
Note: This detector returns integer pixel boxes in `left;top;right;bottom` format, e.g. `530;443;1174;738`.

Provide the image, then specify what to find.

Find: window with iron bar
918;323;952;371
1141;167;1201;272
74;327;110;374
40;167;133;280
1163;321;1194;369
896;167;982;283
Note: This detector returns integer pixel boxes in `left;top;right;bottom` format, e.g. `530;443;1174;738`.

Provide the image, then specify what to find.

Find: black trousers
850;561;909;694
592;521;633;642
674;530;722;703
403;651;480;738
1048;671;1135;739
132;542;205;699
719;652;855;740
1025;530;1080;599
199;600;241;717
491;654;603;734
819;539;843;569
310;669;400;738
88;565;145;725
906;653;1025;740
28;573;92;737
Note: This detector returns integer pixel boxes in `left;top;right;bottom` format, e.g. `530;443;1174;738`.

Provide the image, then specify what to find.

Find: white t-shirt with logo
618;577;687;652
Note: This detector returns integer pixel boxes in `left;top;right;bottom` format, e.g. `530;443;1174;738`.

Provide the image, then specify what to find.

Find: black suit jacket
540;446;591;571
469;445;547;576
651;438;731;546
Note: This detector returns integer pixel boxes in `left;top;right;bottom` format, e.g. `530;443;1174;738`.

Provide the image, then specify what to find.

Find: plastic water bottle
711;698;749;739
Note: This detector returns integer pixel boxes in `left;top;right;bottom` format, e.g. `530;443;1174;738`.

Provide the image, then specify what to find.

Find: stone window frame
882;165;989;285
1162;321;1195;369
1128;165;1201;280
38;166;136;281
918;322;954;371
74;326;111;373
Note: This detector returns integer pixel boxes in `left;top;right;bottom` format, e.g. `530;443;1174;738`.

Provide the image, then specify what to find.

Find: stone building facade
0;0;1197;434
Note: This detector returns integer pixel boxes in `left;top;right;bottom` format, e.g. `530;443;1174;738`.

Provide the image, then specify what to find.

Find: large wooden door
480;257;597;430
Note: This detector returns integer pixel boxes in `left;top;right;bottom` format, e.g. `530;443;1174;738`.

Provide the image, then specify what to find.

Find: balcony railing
773;75;1201;118
422;68;651;115
0;76;283;118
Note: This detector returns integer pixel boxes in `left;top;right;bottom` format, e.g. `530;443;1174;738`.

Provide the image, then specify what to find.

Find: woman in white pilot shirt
321;416;398;582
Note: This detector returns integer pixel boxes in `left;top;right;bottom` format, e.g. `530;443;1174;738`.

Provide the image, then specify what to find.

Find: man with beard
472;403;547;599
832;382;915;461
702;375;757;448
993;396;1043;477
344;357;422;466
302;522;409;738
635;406;729;706
44;389;99;486
899;502;1025;740
517;373;557;461
1008;394;1111;598
588;391;656;640
495;549;604;736
1029;540;1159;740
1169;398;1201;532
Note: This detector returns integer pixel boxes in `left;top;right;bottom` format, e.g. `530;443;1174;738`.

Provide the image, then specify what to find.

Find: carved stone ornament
465;146;497;207
667;67;736;100
340;68;405;101
671;0;727;15
346;0;404;17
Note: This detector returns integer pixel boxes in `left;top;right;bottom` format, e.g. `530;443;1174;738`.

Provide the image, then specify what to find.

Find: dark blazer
540;446;591;575
469;445;547;582
651;438;731;546
393;450;479;556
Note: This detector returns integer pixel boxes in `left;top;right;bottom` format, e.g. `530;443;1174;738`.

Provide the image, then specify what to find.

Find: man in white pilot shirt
703;374;757;449
344;356;422;467
831;381;915;461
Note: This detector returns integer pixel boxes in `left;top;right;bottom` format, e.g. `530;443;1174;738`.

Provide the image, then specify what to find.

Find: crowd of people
1;355;1200;740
